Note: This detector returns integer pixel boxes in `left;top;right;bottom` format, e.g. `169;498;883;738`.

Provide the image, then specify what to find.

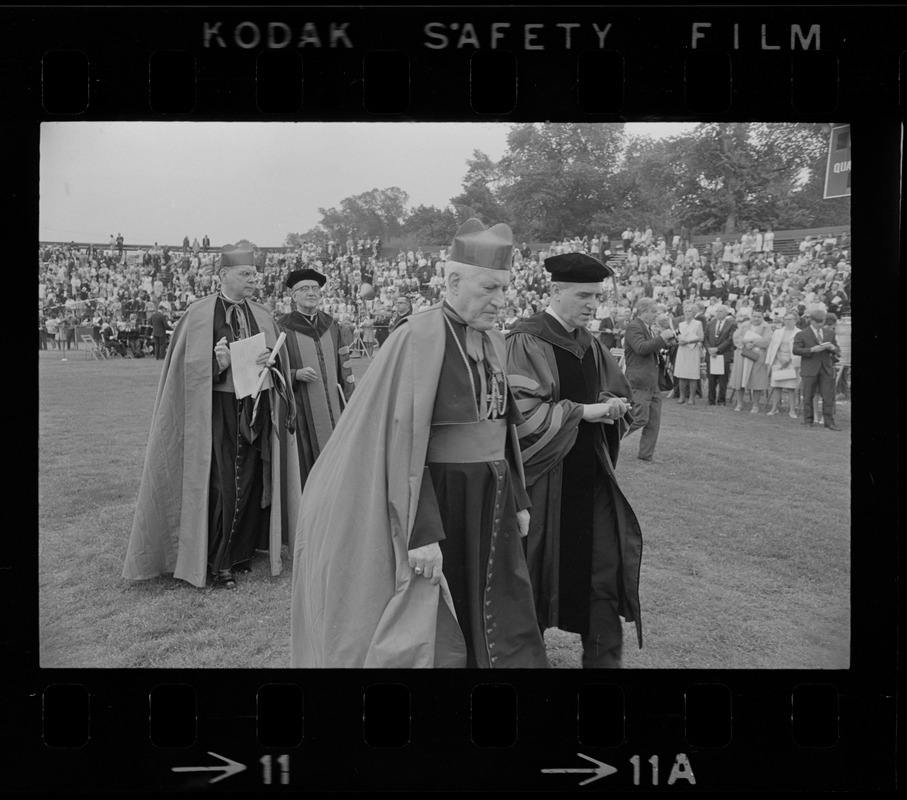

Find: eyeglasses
295;286;321;294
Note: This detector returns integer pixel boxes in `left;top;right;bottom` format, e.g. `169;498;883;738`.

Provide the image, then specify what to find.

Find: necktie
815;327;822;343
716;320;722;336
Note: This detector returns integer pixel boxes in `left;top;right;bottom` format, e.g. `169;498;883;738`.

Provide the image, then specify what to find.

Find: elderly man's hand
214;337;231;371
584;399;628;423
255;348;272;367
516;509;530;538
296;367;320;382
407;543;443;585
602;397;631;419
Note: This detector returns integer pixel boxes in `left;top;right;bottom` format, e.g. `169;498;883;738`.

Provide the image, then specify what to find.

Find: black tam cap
544;252;614;282
286;268;326;289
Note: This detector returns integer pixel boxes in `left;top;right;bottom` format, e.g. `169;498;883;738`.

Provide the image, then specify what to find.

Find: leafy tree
663;122;840;235
401;204;459;245
599;135;686;237
449;150;509;226
759;124;850;229
317;186;409;242
284;229;327;249
495;123;626;240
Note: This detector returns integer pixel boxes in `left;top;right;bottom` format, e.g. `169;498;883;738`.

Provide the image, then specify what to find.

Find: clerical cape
123;294;302;589
290;304;546;668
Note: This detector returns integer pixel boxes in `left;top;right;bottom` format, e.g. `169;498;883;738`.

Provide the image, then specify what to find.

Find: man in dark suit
388;295;413;333
751;285;773;314
623;297;677;462
149;303;170;360
596;307;618;349
793;308;841;430
704;304;736;405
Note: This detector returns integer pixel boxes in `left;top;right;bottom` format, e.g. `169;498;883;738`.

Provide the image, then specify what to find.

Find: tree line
285;122;850;250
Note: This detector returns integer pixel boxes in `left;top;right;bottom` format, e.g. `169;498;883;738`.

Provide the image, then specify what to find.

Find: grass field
38;345;851;669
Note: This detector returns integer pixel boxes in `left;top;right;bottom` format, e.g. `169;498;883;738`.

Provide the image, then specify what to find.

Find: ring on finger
414;566;423;574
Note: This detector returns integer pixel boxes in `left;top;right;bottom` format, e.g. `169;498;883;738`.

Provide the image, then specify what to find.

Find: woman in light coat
673;302;704;405
765;311;802;417
728;307;773;412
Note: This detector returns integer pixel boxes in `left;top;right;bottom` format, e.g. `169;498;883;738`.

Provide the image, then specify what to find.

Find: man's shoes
708;401;716;406
637;456;653;463
824;420;841;431
233;562;253;574
803;420;814;427
214;570;236;589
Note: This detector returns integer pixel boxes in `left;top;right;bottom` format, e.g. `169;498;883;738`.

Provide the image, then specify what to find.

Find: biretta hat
544;252;614;282
286;268;327;289
219;242;256;269
449;218;513;270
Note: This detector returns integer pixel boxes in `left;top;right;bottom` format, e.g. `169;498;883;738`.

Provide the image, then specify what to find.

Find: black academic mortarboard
544;252;614;282
286;268;327;289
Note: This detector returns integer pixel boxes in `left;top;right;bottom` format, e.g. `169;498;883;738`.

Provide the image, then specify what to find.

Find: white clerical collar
220;292;244;305
545;305;575;333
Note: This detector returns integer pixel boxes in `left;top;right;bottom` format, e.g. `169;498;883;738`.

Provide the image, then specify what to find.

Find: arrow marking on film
541;752;618;786
172;752;247;784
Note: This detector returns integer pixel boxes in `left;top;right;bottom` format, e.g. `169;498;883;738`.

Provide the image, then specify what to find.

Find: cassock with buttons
506;253;643;667
276;268;355;490
291;219;548;668
123;243;302;589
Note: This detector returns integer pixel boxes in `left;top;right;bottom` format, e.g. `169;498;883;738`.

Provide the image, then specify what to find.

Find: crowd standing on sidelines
38;227;850;417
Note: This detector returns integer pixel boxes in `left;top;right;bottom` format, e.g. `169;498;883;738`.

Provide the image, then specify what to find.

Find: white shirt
545;305;576;333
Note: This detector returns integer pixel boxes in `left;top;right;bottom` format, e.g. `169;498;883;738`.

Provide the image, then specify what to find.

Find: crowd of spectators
501;226;851;332
38;225;851;362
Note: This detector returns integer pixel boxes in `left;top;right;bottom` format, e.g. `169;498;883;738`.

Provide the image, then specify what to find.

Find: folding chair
80;333;105;361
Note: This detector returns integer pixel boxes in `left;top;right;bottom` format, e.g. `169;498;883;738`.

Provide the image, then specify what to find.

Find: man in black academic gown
506;253;644;668
276;268;355;490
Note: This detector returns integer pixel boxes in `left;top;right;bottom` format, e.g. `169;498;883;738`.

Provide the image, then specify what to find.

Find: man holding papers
704;304;736;406
123;242;301;591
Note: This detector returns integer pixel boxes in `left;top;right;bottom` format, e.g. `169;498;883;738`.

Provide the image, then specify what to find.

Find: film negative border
4;6;904;120
8;2;901;793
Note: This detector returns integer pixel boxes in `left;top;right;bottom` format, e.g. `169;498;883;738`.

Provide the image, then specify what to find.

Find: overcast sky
40;121;696;248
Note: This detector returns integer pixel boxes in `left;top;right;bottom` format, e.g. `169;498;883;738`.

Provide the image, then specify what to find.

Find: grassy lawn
38;346;850;669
